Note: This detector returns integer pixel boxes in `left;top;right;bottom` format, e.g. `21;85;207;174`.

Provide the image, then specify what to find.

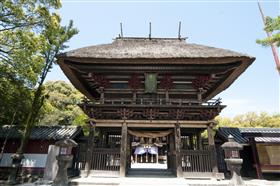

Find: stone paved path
14;177;280;186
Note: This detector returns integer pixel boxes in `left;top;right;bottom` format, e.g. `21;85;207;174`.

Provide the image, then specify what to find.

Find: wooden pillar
174;123;183;177
250;137;263;179
84;125;94;177
165;90;169;104
207;123;218;175
190;135;194;150
196;131;202;150
120;122;127;177
132;91;136;104
168;133;175;171
127;134;131;169
100;87;104;104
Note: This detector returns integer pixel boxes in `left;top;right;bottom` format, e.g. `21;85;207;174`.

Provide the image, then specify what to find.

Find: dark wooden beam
175;123;183;177
84;125;95;177
68;62;241;75
249;137;263;179
207;123;219;176
120;122;128;177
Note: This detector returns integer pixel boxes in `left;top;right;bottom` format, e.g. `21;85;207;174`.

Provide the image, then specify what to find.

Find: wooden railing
90;148;120;172
87;98;221;107
181;150;213;173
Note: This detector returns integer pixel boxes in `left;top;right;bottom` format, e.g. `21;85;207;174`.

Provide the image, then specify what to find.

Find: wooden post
174;123;183;177
196;131;202;150
120;122;127;177
250;137;263;179
168;133;175;171
190;135;194;150
165;90;169;104
207;123;218;175
100;87;104;104
156;154;158;164
84;125;94;177
132;91;136;104
127;134;131;169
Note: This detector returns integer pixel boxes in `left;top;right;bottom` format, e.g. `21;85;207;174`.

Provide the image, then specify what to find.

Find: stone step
70;178;120;186
126;168;175;177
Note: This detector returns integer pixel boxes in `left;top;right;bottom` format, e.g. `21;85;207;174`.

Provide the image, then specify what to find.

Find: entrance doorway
127;128;174;176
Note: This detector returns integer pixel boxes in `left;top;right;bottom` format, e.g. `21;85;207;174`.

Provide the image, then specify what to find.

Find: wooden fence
89;148;120;177
181;149;213;177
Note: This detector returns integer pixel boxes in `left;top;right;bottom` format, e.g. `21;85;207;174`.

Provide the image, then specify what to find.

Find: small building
57;36;255;178
0;125;84;179
215;127;280;179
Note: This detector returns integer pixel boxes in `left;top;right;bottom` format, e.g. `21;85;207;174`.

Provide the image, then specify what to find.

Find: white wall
0;153;47;168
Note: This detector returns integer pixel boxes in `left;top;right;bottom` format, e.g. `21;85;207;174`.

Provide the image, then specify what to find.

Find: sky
46;0;280;118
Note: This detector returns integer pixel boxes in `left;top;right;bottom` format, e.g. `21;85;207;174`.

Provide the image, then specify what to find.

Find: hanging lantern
148;138;153;144
134;136;139;142
155;138;160;144
140;137;145;144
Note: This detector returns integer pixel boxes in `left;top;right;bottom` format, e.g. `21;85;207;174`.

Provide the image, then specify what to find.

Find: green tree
257;16;280;47
1;0;78;172
256;15;280;74
17;12;78;155
215;112;280;129
39;81;88;130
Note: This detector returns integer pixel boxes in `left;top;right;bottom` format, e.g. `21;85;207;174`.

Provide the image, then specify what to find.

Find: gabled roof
57;37;255;101
216;127;280;144
59;37;254;60
0;125;83;140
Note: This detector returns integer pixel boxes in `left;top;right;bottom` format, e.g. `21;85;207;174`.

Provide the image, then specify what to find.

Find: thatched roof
57;37;255;101
59;37;253;60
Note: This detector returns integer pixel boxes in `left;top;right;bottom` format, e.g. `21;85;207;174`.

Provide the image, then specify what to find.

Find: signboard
145;73;157;93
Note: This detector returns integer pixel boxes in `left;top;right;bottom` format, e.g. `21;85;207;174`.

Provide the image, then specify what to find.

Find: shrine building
57;37;255;178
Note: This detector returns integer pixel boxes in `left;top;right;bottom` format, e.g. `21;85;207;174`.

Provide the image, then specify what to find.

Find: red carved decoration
143;108;159;120
192;75;211;89
169;109;185;120
117;108;134;119
128;73;142;90
89;73;110;88
160;74;173;90
200;109;218;120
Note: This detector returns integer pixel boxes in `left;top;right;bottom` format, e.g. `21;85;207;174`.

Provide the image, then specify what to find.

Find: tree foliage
39;81;88;129
215;112;280;129
0;0;62;86
257;16;280;47
0;0;64;126
0;1;78;156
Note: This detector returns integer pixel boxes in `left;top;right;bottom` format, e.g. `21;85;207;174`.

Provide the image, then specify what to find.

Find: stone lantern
7;153;24;185
52;136;77;186
221;135;244;186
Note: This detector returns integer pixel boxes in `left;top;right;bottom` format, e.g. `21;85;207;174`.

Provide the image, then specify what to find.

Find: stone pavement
13;177;280;186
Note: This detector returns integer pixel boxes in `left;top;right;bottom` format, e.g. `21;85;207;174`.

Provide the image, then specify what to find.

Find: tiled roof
0;125;83;140
217;127;248;144
217;127;280;144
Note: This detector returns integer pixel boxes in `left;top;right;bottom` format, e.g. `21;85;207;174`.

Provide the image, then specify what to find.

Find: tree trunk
0;112;16;163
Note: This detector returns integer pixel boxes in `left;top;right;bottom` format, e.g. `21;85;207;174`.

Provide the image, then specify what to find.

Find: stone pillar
120;122;128;177
174;123;183;177
53;156;73;186
207;123;218;175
